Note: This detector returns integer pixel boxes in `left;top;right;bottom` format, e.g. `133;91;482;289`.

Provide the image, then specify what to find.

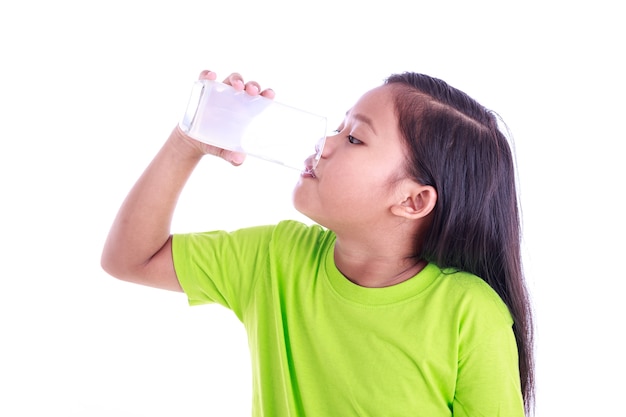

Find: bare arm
100;70;274;291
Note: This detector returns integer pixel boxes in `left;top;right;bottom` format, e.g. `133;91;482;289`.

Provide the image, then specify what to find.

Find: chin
292;182;328;225
291;195;316;224
291;182;306;210
292;196;309;219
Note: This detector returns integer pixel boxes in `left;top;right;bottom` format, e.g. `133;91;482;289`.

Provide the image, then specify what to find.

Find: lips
302;154;318;178
302;166;317;178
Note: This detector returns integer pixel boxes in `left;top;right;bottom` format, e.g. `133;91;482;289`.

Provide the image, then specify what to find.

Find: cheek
326;171;390;207
292;157;397;212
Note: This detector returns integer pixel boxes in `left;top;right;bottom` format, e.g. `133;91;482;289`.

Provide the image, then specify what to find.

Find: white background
1;1;624;415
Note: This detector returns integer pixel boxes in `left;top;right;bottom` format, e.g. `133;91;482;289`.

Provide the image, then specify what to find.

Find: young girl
102;69;534;416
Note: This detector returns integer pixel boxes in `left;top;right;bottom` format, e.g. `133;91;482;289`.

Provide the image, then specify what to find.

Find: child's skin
101;69;532;415
293;82;436;288
101;69;436;291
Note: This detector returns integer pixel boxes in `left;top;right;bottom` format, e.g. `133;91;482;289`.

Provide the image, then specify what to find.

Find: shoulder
443;268;510;313
173;221;331;252
430;266;513;330
274;219;328;235
271;220;335;248
425;267;517;362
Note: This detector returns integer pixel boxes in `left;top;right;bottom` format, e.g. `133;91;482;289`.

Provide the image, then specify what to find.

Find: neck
333;236;427;288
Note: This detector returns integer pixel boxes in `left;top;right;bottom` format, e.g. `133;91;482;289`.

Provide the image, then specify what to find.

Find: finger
244;81;261;96
198;70;217;81
217;148;247;166
229;151;246;166
260;88;275;100
223;72;245;91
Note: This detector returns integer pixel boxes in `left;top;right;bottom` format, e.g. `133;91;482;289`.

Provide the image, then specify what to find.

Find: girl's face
293;84;410;233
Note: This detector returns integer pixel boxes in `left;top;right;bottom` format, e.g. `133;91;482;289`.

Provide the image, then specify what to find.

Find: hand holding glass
179;79;327;171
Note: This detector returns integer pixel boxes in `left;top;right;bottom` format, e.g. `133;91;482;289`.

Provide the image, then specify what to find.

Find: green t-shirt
173;220;524;416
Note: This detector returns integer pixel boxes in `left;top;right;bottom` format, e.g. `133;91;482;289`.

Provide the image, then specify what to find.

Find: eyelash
332;129;362;145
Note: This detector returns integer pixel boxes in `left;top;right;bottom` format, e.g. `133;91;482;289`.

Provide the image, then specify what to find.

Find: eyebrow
345;110;377;135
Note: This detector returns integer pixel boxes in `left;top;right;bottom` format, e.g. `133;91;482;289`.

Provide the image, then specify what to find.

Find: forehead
347;84;398;130
353;84;395;109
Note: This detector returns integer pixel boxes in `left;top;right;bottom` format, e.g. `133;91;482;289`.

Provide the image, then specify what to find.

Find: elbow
100;247;134;282
99;237;179;291
100;251;123;280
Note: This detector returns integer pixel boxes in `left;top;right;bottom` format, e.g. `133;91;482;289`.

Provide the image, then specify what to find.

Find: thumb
220;149;247;166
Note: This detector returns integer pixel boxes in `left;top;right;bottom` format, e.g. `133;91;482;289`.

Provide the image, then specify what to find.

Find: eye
348;135;363;144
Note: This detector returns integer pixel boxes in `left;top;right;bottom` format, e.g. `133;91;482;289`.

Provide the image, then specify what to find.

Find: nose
305;135;327;170
319;131;340;159
315;135;326;158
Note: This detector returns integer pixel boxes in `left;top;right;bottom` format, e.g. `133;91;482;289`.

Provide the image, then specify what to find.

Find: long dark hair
386;72;534;414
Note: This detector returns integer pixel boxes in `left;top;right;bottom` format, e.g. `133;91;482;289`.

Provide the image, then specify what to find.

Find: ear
390;183;437;220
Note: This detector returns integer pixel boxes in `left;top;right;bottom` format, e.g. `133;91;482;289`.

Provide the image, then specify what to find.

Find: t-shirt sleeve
171;224;276;320
453;326;524;416
451;277;525;417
